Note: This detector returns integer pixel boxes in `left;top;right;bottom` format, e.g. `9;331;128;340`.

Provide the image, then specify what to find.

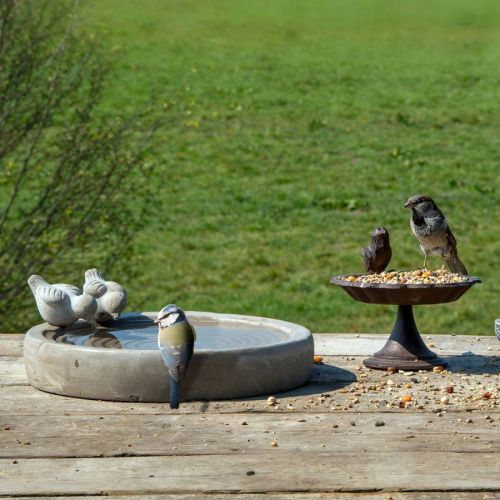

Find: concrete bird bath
24;311;314;402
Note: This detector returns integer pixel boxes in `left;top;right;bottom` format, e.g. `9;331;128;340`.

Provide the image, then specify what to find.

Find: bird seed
344;269;468;285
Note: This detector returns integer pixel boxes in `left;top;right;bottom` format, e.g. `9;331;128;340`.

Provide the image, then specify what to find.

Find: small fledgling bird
404;194;468;274
28;275;101;327
362;226;392;273
156;304;196;409
83;268;127;322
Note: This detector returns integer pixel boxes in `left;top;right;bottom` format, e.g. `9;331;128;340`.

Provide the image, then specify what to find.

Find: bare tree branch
0;0;163;331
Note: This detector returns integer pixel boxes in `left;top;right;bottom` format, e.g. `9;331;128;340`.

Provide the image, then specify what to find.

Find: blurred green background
80;0;499;334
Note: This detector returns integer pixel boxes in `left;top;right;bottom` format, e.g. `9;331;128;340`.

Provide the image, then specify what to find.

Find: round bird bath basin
330;274;481;370
24;311;314;402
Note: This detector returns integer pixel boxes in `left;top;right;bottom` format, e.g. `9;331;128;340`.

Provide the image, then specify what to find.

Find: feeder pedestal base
363;305;447;371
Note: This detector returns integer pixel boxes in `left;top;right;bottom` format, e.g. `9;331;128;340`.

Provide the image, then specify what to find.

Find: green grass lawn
83;0;499;334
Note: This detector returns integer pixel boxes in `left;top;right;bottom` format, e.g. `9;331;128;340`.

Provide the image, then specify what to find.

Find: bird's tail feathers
169;375;180;409
85;268;104;283
83;279;107;298
27;275;47;291
446;254;468;275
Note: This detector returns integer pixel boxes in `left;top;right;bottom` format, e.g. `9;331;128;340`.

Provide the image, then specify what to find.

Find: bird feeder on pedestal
330;274;481;370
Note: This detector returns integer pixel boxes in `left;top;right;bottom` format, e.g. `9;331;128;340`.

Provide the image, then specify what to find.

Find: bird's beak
111;313;120;320
404;201;411;208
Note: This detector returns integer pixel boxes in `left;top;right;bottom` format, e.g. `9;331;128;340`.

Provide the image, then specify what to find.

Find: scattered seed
343;269;468;285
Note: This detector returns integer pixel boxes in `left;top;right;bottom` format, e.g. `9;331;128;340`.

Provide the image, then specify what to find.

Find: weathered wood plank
0;384;344;416
313;334;499;356
1;412;497;459
0;352;497;416
0;334;24;357
0;451;497;496
29;494;500;499
1;383;498;418
0;357;27;386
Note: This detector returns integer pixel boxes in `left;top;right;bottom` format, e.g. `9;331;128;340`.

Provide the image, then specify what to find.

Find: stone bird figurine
83;268;127;322
404;194;468;274
156;304;196;409
362;226;392;273
28;275;101;327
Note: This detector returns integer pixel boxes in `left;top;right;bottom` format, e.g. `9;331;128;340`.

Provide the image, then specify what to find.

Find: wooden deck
0;333;498;498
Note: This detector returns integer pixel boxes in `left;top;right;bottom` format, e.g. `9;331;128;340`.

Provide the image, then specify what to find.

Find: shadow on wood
443;353;499;375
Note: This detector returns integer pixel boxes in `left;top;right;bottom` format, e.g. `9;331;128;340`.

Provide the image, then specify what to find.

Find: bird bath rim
34;311;311;353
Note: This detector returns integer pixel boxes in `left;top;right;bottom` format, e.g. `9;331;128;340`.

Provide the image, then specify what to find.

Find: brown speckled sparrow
404;194;468;275
362;226;392;273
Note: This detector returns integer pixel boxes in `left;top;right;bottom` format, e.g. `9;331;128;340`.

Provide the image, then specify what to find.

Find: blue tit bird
155;304;196;409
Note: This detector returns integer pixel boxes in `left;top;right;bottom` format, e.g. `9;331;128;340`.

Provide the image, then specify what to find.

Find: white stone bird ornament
156;304;196;409
83;268;127;322
27;275;102;327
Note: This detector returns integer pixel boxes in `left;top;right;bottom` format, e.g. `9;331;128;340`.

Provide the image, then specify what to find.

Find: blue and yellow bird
155;304;196;409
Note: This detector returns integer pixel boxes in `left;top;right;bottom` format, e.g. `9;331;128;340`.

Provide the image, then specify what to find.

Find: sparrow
28;275;101;327
83;268;127;322
156;304;196;409
362;226;392;273
404;194;468;274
